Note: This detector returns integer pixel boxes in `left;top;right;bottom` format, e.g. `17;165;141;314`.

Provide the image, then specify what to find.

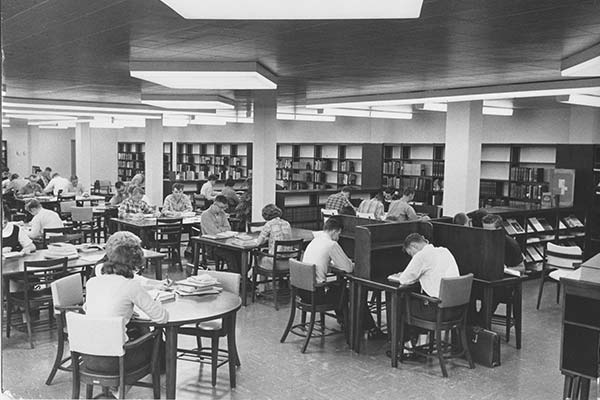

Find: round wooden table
136;292;242;399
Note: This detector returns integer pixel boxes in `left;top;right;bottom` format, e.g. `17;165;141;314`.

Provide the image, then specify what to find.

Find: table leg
354;283;366;353
153;258;162;281
226;313;238;388
514;282;522;349
482;287;493;330
579;377;590;400
390;291;399;368
240;251;249;307
192;241;200;275
347;280;355;349
165;326;178;400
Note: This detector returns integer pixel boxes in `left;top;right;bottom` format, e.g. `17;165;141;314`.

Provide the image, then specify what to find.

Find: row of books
117;153;145;161
277;158;334;171
509;167;546;183
522;239;580;264
117;161;145;169
403;163;426;176
431;161;444;178
480;181;500;198
509;183;548;201
118;143;144;153
339;160;356;172
339;173;358;185
502;215;584;235
282;206;321;222
383;161;401;175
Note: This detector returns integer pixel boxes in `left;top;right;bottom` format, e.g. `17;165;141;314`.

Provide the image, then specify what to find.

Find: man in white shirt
200;174;218;202
67;175;86;196
44;173;71;196
303;217;379;334
24;199;64;240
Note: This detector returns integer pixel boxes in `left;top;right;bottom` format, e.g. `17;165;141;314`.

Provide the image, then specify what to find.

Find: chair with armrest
252;239;304;310
66;313;161;399
46;273;85;385
401;274;475;378
536;242;583;310
5;257;69;348
280;259;342;353
70;206;102;243
177;271;241;387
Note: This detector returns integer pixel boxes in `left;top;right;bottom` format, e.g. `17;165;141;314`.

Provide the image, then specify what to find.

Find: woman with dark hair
85;231;168;337
256;204;292;269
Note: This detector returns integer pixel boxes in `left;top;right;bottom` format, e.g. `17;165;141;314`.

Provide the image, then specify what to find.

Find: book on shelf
509;166;546;183
506;218;525;234
537;217;554;231
502;220;517;235
527;217;545;232
558;220;568;230
563;215;584;228
526;245;543;262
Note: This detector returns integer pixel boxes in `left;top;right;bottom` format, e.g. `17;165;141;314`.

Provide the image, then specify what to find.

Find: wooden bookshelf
117;142;145;182
175;142;252;181
163;142;172;180
382;144;444;205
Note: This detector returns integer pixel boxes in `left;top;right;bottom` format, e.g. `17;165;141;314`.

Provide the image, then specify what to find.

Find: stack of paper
216;231;238;239
147;289;176;303
175;274;222;296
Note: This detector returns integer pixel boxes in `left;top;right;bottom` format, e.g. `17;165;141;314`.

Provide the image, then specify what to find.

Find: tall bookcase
117;142;145;182
175;143;251;181
1;140;7;171
163;142;172;180
382;144;444;205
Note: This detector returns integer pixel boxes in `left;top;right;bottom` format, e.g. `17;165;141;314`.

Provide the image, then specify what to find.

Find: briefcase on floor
467;326;500;367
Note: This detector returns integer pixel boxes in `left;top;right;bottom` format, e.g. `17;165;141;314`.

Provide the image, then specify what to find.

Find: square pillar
75;122;92;189
443;101;483;215
144;119;163;206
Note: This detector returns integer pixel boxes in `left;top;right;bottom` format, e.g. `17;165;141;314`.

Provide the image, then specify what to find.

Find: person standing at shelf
386;188;427;222
162;182;192;215
324;186;355;213
200;174;218;202
357;190;385;220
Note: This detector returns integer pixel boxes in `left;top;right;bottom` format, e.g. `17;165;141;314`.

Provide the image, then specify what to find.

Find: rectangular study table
190;228;314;306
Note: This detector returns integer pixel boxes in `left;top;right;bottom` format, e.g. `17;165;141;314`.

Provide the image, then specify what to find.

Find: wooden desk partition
354;221;433;280
336;214;384;259
431;222;505;281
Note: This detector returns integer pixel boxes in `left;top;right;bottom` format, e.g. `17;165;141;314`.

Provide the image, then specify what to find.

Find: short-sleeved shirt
257;217;293;254
394;244;460;298
325;192;353;212
118;198;153;218
386;199;418;222
357;198;385;220
162;193;192;213
200;181;217;201
200;205;231;235
302;231;353;283
44;176;71;195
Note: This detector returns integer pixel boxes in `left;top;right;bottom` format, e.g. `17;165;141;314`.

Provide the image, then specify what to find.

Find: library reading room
2;1;600;399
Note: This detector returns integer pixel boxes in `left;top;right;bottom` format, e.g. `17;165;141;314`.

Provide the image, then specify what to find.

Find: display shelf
117;142;145;182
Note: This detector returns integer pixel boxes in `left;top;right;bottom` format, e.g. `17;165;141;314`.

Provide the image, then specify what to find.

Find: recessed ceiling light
557;94;600;107
130;62;277;90
140;94;235;110
562;43;600;77
159;0;423;19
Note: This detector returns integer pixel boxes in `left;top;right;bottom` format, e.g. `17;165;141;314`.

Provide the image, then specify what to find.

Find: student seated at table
452;212;470;226
24;199;64;240
162;182;192;216
2;205;36;254
200;174;218;202
118;187;156;219
37;167;52;188
324;186;355;213
67;175;86;196
302;217;381;336
18;175;44;197
388;233;459;319
386;188;429;222
130;172;145;188
221;178;240;212
43;172;71;196
357;190;385;220
85;231;168;340
255;204;292;268
200;195;240;272
5;174;29;194
110;181;128;206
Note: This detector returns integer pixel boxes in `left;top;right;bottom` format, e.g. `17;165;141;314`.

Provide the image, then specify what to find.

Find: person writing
44;173;71;196
67;175;86;196
324;186;355;213
110;181;128;206
386;188;429;222
255;204;293;269
2;205;36;254
200;174;218;202
357;190;385;220
200;195;239;272
118;187;156;219
24;199;64;240
162;183;192;216
18;175;44;197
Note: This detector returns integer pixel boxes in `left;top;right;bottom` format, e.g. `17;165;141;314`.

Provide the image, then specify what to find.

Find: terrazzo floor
1;265;592;400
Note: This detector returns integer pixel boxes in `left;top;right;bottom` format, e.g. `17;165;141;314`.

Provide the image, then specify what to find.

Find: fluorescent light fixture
159;0;423;19
140;94;234;110
38;125;71;130
1;84;6;96
562;43;600;77
483;99;513;109
482;107;513;116
369;110;413;120
417;103;448;112
322;108;370;117
190;115;227;126
276;113;336;122
557;94;600;107
2;124;9;128
2;118;10;124
130;62;277;90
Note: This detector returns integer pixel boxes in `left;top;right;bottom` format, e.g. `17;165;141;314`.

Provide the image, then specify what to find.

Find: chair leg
536;274;545;310
505;302;512;343
280;296;297;343
196;335;203;359
302;311;316;354
320;313;326;335
376;292;382;329
435;329;448;378
556;282;561;305
24;302;34;349
211;336;219;387
46;320;65;385
71;353;80;399
460;325;475;369
251;268;257;304
85;384;93;399
5;293;12;338
273;274;279;311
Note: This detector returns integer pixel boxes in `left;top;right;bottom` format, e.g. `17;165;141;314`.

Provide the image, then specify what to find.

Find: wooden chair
102;206;119;242
536;243;583;310
66;313;161;399
401;274;475;378
252;239;304;310
42;227;74;248
280;259;342;353
46;273;85;385
177;271;241;387
71;206;102;243
246;221;266;233
149;217;183;270
192;194;209;211
5;257;69;348
188;226;225;275
59;200;77;221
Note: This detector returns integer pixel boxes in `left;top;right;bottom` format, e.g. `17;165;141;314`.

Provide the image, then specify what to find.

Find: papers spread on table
147;289;176;303
2;251;25;259
216;231;238;239
230;233;257;247
75;244;104;253
45;243;79;259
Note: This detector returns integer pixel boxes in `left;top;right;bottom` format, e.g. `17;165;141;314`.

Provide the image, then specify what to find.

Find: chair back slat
438;274;473;308
51;273;84;308
289;259;316;292
47;233;84;245
66;313;126;356
546;243;583;269
42;227;72;248
153;218;183;245
21;258;69;290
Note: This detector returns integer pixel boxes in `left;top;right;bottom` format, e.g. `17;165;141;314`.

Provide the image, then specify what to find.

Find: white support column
569;106;600;144
145;119;163;205
443;101;483;215
251;91;277;222
75;122;92;189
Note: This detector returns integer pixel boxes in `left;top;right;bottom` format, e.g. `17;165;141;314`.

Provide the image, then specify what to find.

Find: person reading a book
118;187;156;219
357;190;385;220
386;188;429;222
2;205;36;254
255;204;292;269
324;186;355;213
162;182;192;216
200;195;240;272
24;199;64;241
85;231;168;340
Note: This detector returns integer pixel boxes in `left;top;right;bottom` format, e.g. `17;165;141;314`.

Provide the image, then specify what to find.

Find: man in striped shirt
357;190;385;220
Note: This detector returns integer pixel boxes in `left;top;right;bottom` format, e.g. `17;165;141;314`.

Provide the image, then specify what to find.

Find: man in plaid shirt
118;186;155;218
162;183;192;215
324;186;355;212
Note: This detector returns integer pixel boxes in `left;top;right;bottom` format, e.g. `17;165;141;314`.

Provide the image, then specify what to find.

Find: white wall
2;122;31;176
29;127;74;177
